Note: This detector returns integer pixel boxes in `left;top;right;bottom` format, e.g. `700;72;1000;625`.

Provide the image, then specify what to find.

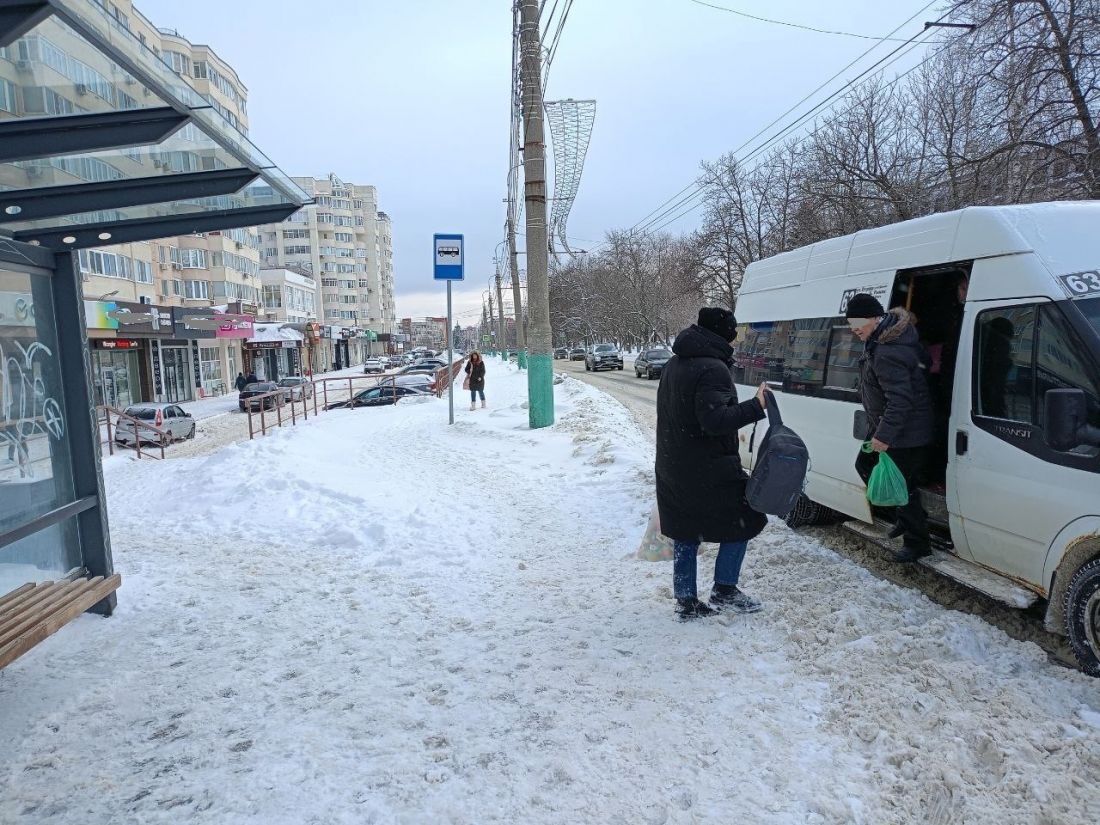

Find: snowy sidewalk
2;365;1099;824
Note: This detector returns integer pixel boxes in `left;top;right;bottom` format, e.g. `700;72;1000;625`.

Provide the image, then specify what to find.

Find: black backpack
746;392;809;518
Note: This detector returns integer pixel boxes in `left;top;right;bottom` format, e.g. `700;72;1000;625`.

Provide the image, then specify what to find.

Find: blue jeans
673;540;749;599
470;388;485;402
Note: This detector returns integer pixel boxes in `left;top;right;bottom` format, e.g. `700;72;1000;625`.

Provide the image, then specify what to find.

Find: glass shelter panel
0;265;81;589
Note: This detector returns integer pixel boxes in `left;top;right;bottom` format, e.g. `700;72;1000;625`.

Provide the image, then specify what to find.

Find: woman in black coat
465;352;487;410
656;308;767;620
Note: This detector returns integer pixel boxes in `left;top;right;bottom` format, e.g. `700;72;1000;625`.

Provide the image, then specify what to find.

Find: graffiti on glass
1;341;64;479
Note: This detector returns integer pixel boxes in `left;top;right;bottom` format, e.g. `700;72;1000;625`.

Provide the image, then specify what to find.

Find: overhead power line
596;0;959;252
686;0;913;42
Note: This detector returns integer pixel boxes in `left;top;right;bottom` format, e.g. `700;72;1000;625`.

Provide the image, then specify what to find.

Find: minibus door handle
956;430;969;456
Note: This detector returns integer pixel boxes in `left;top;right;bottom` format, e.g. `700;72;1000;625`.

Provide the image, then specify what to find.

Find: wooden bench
0;574;122;670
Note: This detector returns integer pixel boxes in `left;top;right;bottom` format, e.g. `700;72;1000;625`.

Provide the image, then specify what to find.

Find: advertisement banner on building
170;307;252;340
85;301;174;335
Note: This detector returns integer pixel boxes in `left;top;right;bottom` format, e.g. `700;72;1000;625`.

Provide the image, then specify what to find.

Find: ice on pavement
2;364;1099;824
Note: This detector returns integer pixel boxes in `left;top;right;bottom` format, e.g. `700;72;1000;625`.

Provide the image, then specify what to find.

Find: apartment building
401;317;448;351
260;267;318;325
260;174;396;371
0;0;267;406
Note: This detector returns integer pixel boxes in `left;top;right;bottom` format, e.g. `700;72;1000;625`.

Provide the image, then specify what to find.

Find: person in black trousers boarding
846;293;935;563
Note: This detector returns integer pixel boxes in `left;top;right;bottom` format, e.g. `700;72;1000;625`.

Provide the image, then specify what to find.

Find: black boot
892;544;931;563
887;523;905;539
709;584;762;614
676;597;716;620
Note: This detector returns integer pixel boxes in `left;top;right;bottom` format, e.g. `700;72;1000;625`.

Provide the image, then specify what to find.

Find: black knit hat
844;293;885;319
697;307;738;341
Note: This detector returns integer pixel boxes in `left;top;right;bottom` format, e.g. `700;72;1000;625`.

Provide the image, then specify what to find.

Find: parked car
585;343;624;372
326;384;432;410
115;403;195;446
277;376;313;401
397;364;438;376
386;356;404;368
569;346;587;361
635;348;673;379
415;358;448;369
554;347;569;360
238;381;286;412
363;358;385;374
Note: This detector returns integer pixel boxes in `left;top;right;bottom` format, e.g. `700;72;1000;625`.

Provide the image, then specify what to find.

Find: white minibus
734;202;1100;674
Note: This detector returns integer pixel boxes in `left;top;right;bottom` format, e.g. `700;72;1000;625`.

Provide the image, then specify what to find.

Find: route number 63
1059;270;1100;296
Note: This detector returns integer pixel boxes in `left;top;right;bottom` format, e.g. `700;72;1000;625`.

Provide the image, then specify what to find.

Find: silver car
115;402;195;446
277;376;314;401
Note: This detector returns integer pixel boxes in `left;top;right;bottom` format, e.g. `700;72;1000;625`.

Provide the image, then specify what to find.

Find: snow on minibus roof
740;202;1100;300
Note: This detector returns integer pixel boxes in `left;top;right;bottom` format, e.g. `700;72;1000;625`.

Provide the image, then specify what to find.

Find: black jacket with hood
655;324;767;543
858;308;934;449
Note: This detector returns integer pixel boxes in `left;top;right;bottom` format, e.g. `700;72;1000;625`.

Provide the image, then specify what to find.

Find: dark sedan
238;382;287;412
554;347;569;360
326;384;432;410
635;348;673;379
569;347;587;361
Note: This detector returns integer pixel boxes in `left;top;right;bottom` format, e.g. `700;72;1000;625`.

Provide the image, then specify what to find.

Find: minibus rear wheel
784;495;829;529
1064;558;1100;677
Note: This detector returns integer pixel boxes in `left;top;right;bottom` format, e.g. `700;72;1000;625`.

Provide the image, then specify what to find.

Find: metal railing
243;387;318;439
245;361;470;440
98;406;168;460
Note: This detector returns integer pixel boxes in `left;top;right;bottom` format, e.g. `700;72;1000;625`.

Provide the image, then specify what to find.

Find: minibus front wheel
1064;558;1100;677
784;495;832;529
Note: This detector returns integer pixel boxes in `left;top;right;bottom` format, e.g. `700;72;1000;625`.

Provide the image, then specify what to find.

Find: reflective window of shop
199;345;225;396
1;265;81;593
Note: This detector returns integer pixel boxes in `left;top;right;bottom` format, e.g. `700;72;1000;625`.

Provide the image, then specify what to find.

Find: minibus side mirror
1044;389;1100;451
852;409;870;440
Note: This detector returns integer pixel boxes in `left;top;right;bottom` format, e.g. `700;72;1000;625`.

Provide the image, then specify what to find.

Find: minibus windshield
1076;296;1100;340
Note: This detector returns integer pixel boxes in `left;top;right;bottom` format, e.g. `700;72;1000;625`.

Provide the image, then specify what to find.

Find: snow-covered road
2;364;1099;824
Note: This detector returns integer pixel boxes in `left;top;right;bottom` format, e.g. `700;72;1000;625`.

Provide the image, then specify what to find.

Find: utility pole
487;291;497;356
507;221;527;370
519;0;553;428
495;268;507;361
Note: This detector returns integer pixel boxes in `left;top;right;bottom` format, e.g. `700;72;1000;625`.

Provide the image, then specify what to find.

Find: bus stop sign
433;234;464;281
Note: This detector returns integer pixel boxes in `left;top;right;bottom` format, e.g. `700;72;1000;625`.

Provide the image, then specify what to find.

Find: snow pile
1;363;1099;824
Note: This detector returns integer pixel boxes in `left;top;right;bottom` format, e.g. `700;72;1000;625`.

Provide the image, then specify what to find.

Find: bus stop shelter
0;0;309;632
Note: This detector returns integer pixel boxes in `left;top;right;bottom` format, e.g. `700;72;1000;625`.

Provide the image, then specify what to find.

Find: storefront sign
216;314;253;339
95;339;141;350
171;307;254;339
85;300;174;335
151;339;163;396
245;341;298;350
191;340;202;389
0;292;35;327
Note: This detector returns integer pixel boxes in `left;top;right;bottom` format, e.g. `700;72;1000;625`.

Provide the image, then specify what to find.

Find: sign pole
433;232;464;425
447;280;454;425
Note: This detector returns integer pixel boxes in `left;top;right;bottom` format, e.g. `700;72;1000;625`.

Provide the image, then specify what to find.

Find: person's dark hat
844;293;885;319
697;307;738;341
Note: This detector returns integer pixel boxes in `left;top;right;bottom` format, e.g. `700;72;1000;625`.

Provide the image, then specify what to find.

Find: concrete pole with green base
519;0;554;428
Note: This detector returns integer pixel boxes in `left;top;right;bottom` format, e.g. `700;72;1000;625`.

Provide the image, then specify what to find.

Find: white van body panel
735;203;1100;595
847;211;962;276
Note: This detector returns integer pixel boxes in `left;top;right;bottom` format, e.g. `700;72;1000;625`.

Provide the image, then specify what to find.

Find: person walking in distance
846;294;935;562
656;307;769;620
465;351;486;411
234;372;248;392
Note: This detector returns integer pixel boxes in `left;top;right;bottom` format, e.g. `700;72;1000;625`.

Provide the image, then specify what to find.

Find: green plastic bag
863;442;910;507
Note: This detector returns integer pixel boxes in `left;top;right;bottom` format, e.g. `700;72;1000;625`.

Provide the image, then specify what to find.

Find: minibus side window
824;326;861;391
975;306;1036;422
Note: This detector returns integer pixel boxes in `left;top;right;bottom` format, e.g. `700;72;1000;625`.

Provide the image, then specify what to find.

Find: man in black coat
234;372;248;392
846;294;935;562
656;307;768;620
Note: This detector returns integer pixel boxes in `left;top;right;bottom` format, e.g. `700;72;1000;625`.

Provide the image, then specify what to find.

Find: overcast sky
137;0;939;325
